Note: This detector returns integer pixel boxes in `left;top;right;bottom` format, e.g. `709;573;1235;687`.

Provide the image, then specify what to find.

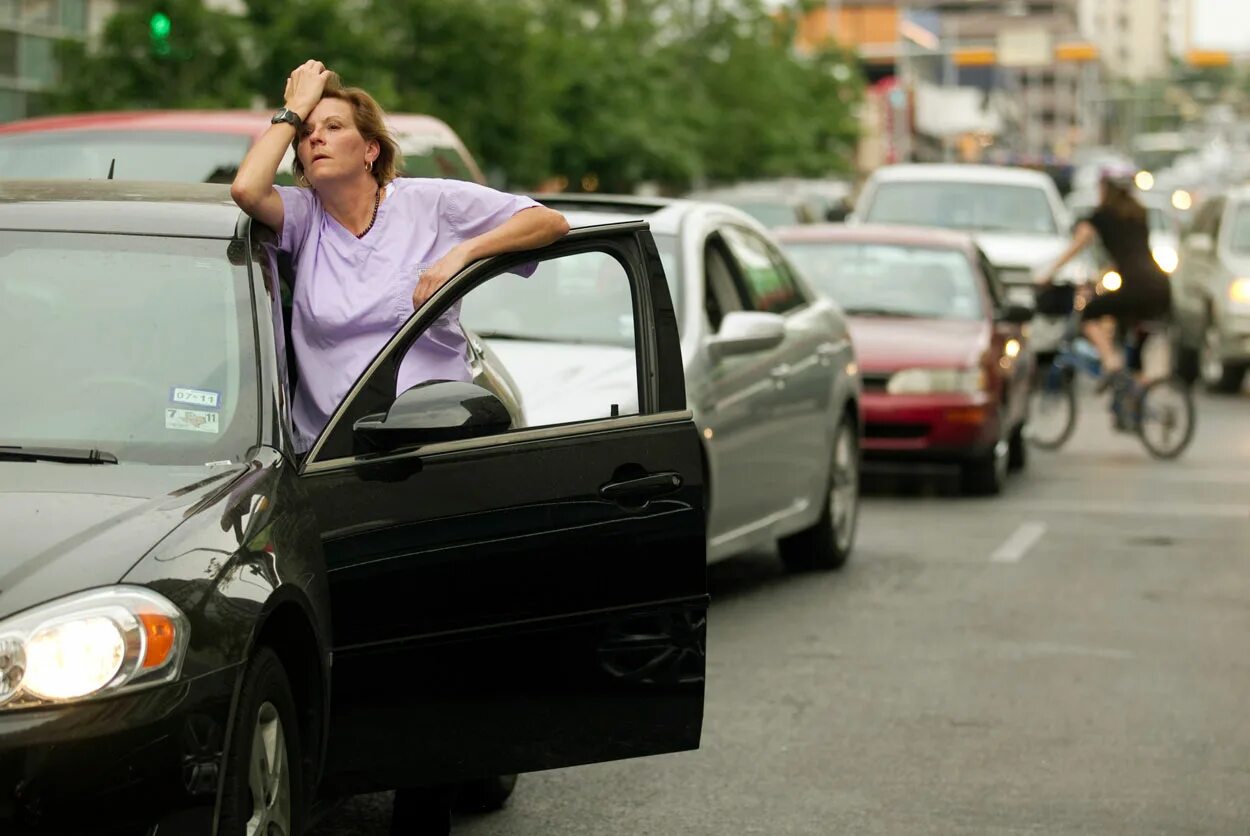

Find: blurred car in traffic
0;180;708;833
1170;188;1250;393
461;193;863;570
850;163;1093;356
778;224;1035;495
0;110;484;184
685;184;823;228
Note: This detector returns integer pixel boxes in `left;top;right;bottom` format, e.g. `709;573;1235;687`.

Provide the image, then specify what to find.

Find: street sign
997;28;1052;68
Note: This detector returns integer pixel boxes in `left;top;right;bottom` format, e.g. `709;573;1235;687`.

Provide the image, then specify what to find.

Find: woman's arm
230;60;330;230
1036;220;1096;284
413;206;570;307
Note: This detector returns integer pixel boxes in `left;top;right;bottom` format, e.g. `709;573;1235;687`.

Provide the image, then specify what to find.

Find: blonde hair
292;73;403;187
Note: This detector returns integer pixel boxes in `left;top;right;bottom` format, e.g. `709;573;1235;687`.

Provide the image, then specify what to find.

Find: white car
460;195;862;570
852;164;1095;351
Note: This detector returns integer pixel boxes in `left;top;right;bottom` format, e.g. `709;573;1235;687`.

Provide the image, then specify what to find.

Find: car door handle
817;343;839;358
599;472;683;504
771;364;792;378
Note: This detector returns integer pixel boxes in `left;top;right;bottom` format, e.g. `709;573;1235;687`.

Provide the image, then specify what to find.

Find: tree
53;0;255;111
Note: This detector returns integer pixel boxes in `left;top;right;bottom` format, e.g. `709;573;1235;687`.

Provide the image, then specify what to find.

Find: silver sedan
461;195;862;571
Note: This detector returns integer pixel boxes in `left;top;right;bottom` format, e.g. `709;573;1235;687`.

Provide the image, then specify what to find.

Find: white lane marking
990;521;1047;564
1005;501;1250;519
1017;642;1135;661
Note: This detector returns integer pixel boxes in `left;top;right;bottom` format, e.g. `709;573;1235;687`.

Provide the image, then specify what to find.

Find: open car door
299;222;708;793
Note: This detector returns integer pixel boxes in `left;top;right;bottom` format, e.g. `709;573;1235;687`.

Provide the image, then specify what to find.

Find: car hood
0;462;244;620
848;316;988;372
975;232;1069;270
484;339;638;427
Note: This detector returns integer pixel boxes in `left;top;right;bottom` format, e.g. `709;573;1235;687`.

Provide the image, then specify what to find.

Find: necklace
356;187;381;239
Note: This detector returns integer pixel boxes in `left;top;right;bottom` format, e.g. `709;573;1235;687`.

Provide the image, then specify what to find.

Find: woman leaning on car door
230;59;569;456
229;60;568;835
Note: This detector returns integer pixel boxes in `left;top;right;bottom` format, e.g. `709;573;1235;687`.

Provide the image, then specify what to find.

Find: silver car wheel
247;701;291;836
1200;323;1224;386
830;424;858;552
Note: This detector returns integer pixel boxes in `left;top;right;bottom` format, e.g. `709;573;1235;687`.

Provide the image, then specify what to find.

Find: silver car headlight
1229;278;1250;312
1152;245;1179;274
0;586;189;708
887;368;986;395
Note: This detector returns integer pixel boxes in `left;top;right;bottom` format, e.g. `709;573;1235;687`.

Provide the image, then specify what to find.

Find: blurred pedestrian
230;59;569;454
1035;165;1171;382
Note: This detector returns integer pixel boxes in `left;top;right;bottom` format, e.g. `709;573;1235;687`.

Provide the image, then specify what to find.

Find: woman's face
298;97;378;186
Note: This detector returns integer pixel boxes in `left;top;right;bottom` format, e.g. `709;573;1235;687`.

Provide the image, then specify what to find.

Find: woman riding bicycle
1036;166;1172;383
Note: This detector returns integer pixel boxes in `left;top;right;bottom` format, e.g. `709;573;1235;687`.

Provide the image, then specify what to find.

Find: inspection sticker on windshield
170;387;221;410
166;408;220;434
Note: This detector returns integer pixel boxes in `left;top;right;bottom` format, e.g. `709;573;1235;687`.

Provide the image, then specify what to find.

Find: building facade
0;0;122;121
1079;0;1182;82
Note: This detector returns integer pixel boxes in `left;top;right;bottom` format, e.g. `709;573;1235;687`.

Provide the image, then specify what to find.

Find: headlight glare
0;587;188;710
1229;278;1250;309
1153;246;1179;274
24;616;128;701
887;367;985;395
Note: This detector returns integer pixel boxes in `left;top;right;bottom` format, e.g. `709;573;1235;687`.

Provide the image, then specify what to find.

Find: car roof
773;223;977;252
0;180;241;237
0;109;463;142
868;163;1056;188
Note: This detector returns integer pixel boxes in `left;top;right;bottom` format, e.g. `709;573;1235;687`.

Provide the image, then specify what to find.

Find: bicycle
1027;308;1196;459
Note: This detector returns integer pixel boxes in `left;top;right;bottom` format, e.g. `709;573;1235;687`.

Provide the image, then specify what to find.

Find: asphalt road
313;386;1250;836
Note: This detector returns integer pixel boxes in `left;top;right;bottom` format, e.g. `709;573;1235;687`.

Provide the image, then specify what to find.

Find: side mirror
1186;232;1214;254
708;311;786;361
353;380;512;451
825;199;852;223
998;303;1035;324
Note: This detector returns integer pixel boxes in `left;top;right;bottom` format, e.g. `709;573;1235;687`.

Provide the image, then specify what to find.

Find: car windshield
0;232;259;466
1227;205;1250;255
864;181;1059;235
460;234;682;344
726;201;801;228
782;241;984;320
0;131;254;183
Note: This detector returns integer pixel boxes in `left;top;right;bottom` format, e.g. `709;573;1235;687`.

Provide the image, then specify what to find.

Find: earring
365;160;373;172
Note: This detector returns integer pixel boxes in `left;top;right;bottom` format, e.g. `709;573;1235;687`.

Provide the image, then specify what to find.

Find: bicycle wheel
1136;376;1195;460
1027;367;1077;450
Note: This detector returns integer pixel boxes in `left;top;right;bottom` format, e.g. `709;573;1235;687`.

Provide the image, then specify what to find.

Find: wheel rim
993;438;1009;484
1201;325;1224;385
246;701;291;836
1028;384;1073;447
1138;381;1193;457
830;426;858;551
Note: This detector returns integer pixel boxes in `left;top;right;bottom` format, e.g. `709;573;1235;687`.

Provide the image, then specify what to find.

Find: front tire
453;774;519;813
1007;423;1028;472
218;646;304;836
1201;322;1247;393
779;418;859;572
963;439;1008;496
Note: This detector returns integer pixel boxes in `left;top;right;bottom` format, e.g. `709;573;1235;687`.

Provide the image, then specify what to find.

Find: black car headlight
0;586;189;708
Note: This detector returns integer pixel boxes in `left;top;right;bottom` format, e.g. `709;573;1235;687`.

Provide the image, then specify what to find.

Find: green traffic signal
149;12;171;39
149;11;171;56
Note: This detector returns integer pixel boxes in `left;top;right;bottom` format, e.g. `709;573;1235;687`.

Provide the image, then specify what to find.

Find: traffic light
149;11;171;56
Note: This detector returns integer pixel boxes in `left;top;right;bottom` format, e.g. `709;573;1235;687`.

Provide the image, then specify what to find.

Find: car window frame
718;224;807;316
300;223;683;472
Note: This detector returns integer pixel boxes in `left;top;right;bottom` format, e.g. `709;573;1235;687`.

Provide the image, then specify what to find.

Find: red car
0;109;485;184
777;224;1035;494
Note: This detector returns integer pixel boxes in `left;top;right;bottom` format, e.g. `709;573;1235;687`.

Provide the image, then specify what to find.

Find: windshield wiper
0;445;119;464
846;307;922;318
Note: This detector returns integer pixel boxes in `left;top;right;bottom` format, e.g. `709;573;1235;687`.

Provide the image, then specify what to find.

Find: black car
0;181;708;834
